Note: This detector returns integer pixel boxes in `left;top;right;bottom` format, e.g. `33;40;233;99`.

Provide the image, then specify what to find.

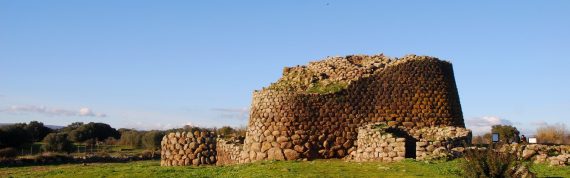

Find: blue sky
1;1;569;135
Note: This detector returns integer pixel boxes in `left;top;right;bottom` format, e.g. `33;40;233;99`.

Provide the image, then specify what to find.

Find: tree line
0;121;246;158
0;121;165;157
472;124;570;145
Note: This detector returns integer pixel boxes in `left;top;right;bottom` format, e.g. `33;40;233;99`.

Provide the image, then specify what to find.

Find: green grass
306;81;348;94
531;163;570;178
0;159;568;178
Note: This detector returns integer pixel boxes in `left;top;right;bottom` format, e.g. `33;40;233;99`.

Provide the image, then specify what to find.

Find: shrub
472;133;492;145
119;130;142;148
42;133;75;153
536;123;568;144
306;81;347;94
472;135;485;145
104;137;118;145
0;147;18;158
461;144;533;178
217;126;235;137
142;131;165;154
234;126;247;137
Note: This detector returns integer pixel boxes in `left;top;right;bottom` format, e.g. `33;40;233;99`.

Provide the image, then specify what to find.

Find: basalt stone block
284;149;300;160
268;148;285;160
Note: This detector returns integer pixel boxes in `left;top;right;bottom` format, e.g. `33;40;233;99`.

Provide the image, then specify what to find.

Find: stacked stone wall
215;138;246;165
412;126;471;160
243;56;465;162
160;131;217;166
504;144;570;166
350;124;406;162
348;123;471;162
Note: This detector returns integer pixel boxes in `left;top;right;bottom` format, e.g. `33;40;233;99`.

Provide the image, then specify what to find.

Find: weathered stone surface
417;142;428;147
251;143;261;152
261;142;272;152
522;149;536;159
277;136;289;143
268;148;285;160
283;149;300;160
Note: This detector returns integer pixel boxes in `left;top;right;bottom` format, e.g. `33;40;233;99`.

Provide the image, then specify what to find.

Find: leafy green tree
0;124;33;148
60;122;84;133
142;131;165;157
491;125;520;143
25;121;53;142
42;133;75;153
68;122;119;142
119;130;142;148
25;121;53;154
218;126;235;137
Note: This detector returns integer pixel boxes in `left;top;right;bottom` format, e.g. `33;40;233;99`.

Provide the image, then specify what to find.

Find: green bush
25;121;53;142
461;144;532;178
119;130;142;148
142;131;164;152
217;126;235;137
42;133;75;153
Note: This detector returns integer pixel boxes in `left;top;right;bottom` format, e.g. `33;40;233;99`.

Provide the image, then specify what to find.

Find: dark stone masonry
161;54;474;166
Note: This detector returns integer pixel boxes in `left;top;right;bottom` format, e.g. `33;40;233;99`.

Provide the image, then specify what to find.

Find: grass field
1;159;568;178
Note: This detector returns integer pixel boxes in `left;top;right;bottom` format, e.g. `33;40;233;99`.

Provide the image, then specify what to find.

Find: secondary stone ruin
160;131;217;166
349;123;471;162
161;54;472;166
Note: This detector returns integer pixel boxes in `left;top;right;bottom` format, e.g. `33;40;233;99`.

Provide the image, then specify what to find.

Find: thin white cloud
465;116;513;135
123;121;195;131
114;109;201;130
211;107;249;120
1;105;107;117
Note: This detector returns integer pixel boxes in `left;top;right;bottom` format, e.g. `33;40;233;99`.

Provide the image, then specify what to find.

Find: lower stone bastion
161;54;472;166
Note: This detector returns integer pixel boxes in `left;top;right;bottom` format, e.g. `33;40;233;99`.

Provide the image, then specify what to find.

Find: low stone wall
347;123;471;162
515;144;570;166
160;131;217;166
413;126;471;160
350;124;406;162
216;138;245;165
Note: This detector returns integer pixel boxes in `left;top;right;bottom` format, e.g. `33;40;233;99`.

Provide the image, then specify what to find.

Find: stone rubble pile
268;54;392;93
515;144;570;166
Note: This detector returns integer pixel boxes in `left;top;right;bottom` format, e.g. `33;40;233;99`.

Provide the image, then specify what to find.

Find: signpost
528;137;537;144
492;133;500;143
